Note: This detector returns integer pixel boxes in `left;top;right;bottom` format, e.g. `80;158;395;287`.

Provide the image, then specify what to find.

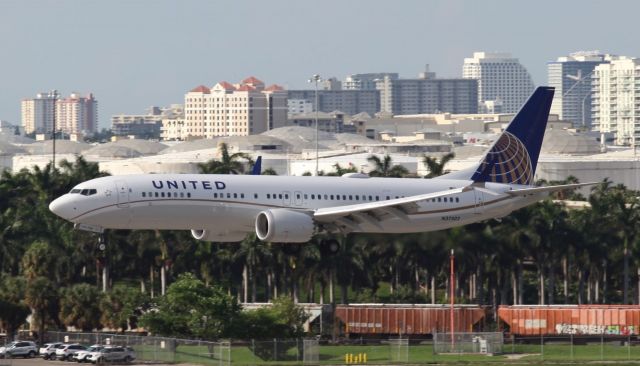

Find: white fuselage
49;174;545;239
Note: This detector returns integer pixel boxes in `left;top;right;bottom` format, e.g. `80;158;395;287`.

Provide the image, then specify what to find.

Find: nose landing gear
97;234;106;251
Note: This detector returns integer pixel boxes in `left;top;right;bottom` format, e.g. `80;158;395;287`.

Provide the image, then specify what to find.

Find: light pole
49;90;59;167
564;70;595;129
308;74;322;175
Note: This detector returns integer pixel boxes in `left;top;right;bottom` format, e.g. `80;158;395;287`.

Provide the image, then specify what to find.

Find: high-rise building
343;73;399;90
376;71;478;115
548;51;608;128
286;89;380;116
183;77;286;139
592;56;640;146
462;52;535;113
21;92;97;135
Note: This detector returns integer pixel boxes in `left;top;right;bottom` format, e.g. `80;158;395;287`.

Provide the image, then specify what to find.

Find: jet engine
190;229;247;243
255;209;314;243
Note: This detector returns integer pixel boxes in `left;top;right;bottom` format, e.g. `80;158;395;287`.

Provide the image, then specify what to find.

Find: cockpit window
70;189;81;194
79;189;97;196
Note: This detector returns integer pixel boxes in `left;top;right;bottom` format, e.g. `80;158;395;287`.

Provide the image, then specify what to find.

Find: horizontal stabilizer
506;182;598;197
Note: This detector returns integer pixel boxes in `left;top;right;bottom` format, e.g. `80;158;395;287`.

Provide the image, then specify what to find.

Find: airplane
49;86;594;245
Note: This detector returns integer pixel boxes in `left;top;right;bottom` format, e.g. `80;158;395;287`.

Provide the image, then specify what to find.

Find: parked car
73;345;104;363
40;343;64;359
55;344;87;361
87;347;135;364
0;341;38;358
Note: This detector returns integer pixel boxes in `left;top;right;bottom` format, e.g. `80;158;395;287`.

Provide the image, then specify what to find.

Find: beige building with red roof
180;77;286;139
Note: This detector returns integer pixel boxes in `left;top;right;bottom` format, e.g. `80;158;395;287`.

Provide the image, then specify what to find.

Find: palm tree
59;283;103;331
366;154;409;177
197;142;254;174
234;233;272;302
24;276;58;346
423;152;455;178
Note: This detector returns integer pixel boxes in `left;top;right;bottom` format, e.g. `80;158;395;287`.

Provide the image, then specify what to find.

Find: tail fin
251;156;262;175
471;86;554;185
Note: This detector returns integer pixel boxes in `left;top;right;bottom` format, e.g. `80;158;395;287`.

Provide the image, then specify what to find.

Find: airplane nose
49;195;76;220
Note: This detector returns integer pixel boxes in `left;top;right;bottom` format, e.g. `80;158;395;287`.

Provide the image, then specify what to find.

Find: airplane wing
506;182;598;196
313;186;470;224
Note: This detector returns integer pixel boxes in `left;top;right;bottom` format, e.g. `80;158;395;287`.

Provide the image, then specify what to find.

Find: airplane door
282;191;291;206
294;191;303;206
116;180;130;208
474;189;484;214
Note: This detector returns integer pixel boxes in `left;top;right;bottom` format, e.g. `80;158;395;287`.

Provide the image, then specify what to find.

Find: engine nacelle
255;209;314;243
190;229;247;243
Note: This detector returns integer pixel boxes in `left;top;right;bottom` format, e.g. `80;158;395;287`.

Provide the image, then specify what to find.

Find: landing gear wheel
97;234;106;251
327;239;340;254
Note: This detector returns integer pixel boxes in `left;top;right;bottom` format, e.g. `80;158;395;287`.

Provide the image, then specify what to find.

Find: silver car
87;347;135;364
0;341;38;358
55;344;86;361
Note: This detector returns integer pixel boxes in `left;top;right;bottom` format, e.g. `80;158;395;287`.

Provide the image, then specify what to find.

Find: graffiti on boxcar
555;324;638;335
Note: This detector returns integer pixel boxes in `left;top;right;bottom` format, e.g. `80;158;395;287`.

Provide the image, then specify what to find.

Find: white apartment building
183;77;287;139
592;57;640;146
21;92;97;135
463;52;535;113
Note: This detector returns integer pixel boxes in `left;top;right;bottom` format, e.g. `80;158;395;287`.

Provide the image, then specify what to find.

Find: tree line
0;144;639;342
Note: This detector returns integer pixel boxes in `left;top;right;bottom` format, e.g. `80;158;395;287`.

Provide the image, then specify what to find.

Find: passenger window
349;195;353;200
267;194;270;199
161;192;165;198
336;195;340;200
296;194;300;199
330;195;334;200
241;193;244;198
234;193;238;198
227;193;231;198
142;192;146;197
369;195;373;201
174;192;178;197
437;197;441;202
187;193;191;198
279;194;283;199
254;193;258;199
456;197;459;203
285;194;289;199
376;196;379;201
180;192;184;198
311;194;315;199
324;194;328;200
304;194;308;199
214;193;218;198
386;196;390;200
355;195;359;200
155;192;159;197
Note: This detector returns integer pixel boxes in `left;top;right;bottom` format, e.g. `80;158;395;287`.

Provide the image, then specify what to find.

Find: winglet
251;156;262;175
471;86;555;185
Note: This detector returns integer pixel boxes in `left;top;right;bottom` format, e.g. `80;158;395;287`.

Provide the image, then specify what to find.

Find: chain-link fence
434;332;503;354
41;332;640;365
46;332;230;366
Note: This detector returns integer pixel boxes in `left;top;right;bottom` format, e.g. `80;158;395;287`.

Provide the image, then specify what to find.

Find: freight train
334;304;640;338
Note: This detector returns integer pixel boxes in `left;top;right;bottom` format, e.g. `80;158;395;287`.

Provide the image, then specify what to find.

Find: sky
0;0;638;129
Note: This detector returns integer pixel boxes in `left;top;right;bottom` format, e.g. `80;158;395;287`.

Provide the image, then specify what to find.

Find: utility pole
50;90;59;167
450;249;455;351
308;74;322;175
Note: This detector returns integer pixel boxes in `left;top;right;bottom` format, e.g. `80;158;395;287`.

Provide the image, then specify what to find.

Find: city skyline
1;0;637;128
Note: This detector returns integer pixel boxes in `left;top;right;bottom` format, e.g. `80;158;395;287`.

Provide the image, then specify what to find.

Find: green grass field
128;341;640;365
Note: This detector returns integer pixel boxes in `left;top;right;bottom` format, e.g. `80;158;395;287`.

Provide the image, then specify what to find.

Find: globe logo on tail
473;132;534;185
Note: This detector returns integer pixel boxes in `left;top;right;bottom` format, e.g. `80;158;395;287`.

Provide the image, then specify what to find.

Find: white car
87;347;135;364
0;341;38;358
40;343;63;359
55;344;87;361
73;345;104;363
